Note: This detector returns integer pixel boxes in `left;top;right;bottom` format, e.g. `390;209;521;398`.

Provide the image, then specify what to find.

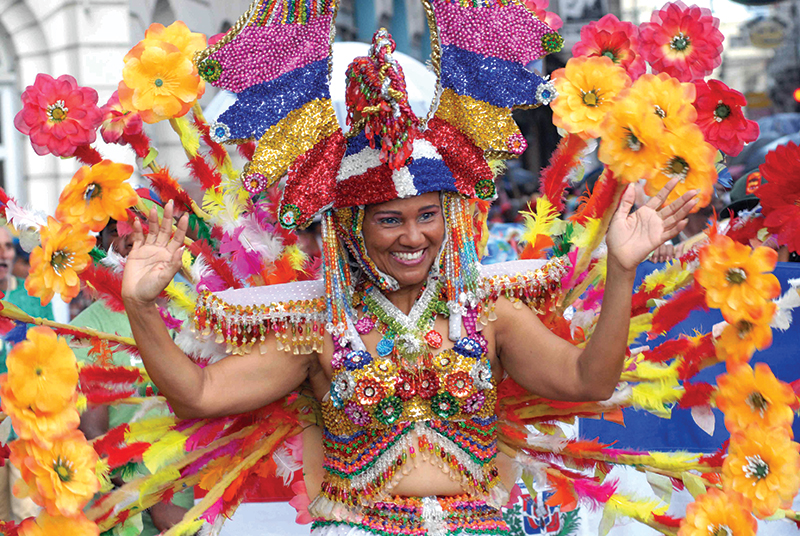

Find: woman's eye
379;217;400;225
419;212;437;222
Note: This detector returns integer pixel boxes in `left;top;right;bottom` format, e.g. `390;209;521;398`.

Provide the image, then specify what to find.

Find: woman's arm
122;202;314;419
495;178;697;401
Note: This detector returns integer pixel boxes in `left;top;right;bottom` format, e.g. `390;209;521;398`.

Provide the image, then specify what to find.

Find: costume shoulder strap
478;256;570;317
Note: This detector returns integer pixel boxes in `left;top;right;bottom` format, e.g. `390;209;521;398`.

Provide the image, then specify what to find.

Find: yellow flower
626;73;697;131
0;382;79;447
119;29;205;124
144;21;207;59
696;234;781;325
551;55;631;139
715;308;775;366
716;363;796;433
55;160;138;232
644;124;716;212
18;510;99;536
11;431;100;518
25;218;95;306
5;327;78;414
598;92;666;183
723;425;800;518
678;488;756;536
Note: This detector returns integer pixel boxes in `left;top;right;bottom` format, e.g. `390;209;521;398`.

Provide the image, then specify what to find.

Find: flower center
50;250;75;275
53;456;74;482
84;183;102;202
155;78;164;87
625;129;642;152
601;49;618;62
671;32;691;51
35;367;43;376
746;391;768;417
714;101;731;122
654;105;666;118
725;267;747;284
736;320;753;338
743;454;770;480
707;524;733;536
581;89;601;107
664;156;690;181
46;100;69;123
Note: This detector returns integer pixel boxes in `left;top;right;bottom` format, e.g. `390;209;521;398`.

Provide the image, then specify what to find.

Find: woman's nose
399;222;425;247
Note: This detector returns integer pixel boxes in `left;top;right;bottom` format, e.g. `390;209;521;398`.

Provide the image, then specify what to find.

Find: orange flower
5;327;78;414
17;510;99;536
715;306;775;366
626;73;697;132
55;160;137;232
118;22;206;124
696;234;781;324
598;92;665;183
722;425;800;518
678;488;756;536
0;383;79;447
25;218;95;306
716;363;796;433
644;124;717;211
10;431;100;518
551;55;631;138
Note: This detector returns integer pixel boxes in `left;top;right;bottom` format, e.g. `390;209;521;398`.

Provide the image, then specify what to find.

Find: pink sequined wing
426;0;562;157
195;0;345;227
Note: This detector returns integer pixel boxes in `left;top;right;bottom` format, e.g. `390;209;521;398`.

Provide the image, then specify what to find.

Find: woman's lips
390;248;427;266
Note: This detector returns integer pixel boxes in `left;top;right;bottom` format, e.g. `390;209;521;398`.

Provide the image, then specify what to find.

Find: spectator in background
0;226;54;522
11;242;29;280
74;218;194;535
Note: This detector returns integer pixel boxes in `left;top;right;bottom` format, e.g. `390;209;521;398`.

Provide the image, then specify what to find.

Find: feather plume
520;197;565;246
188;155;222;190
0;187;12;218
100;247;126;273
649;284;708;337
172;116;201;156
539;134;589;212
4;199;48;232
202;189;246;233
74;145;103;166
174;329;229;364
678;381;714;408
194;115;229;168
83;263;126;312
145;168;196;213
126;416;179;444
573;478;617;509
189;240;241;289
571;172;619;225
677;333;715;380
165;281;197;314
630;380;681;416
143;430;189;473
272;445;302;485
237;142;256;161
641;338;694;363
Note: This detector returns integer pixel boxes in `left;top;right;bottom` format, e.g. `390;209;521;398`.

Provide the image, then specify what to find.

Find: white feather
100;248;126;273
272;445;303;485
598;384;632;407
130;397;169;423
772;285;800;331
525;432;570;453
514;452;549;487
174;328;230;364
5;200;47;234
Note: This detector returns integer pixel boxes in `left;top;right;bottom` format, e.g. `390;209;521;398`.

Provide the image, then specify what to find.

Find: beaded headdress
194;0;562;230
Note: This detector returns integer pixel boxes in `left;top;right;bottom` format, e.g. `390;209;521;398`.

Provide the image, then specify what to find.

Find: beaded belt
311;495;509;535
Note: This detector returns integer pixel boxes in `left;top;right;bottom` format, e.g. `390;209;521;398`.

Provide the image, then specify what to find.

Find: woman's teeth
392;250;424;261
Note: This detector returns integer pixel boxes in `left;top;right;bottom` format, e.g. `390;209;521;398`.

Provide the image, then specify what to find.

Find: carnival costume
2;0;800;535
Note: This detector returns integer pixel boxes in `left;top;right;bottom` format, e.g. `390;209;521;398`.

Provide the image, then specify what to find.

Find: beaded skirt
310;495;509;536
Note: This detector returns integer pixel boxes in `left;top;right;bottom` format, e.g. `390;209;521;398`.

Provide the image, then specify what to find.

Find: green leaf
681;471;707;498
142;147;158;169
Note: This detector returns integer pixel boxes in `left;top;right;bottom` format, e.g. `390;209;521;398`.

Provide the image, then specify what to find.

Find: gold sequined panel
436;89;520;157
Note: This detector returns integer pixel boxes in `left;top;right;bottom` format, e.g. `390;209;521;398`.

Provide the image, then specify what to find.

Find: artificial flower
522;0;563;30
119;37;205;124
723;425;800;518
678;488;756;536
598;92;666;183
693;79;759;157
143;21;207;60
572;14;645;80
99;91;143;144
626;73;697;131
639;1;724;83
551;56;631;139
0;383;80;447
11;431;100;518
716;363;796;433
55;160;137;232
5;327;78;414
696;234;781;324
288;480;312;525
645;124;716;210
25;218;95;306
757;141;800;254
714;306;775;366
13;74;103;157
17;510;99;536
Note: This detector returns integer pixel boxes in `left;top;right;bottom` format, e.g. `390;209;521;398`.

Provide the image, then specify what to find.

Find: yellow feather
181;249;194;274
622;360;679;383
645;451;701;471
168;519;205;536
627;313;652;344
488;159;507;178
171;116;200;157
643;261;694;295
126;416;178;444
521;197;565;245
76;393;88;414
631;380;681;416
143;430;189;474
283;244;307;270
139;467;182;507
96;458;113;493
165;281;197;314
572;218;601;250
605;495;667;522
202;188;227;218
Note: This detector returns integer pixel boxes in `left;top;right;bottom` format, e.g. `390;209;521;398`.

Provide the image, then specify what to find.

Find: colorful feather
538;134;588;212
145;168;196;213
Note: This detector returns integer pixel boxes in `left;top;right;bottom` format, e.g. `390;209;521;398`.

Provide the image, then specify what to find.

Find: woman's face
362;192;445;289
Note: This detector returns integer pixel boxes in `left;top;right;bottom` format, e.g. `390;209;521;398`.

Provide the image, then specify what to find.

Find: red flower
394;371;417;401
100;91;143;144
639;1;724;83
14;74;102;157
572;14;645;80
417;369;440;399
757;142;800;254
522;0;562;30
694;80;759;157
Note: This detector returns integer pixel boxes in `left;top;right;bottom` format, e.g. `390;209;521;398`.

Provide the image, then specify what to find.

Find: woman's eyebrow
418;205;440;212
372;210;403;217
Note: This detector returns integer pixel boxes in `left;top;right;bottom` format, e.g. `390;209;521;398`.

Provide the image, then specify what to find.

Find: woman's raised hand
606;178;698;273
121;200;189;306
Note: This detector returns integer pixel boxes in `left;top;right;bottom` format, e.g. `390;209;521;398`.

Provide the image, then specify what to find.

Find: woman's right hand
121;200;188;307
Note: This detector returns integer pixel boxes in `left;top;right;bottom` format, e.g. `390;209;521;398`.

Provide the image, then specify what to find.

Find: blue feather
3;322;29;345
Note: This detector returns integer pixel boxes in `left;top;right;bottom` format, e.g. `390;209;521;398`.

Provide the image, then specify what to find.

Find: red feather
80;365;143;385
677;381;714;408
193;115;228;167
187;155;222;189
124;132;152;159
641;338;694;363
82;263;126;312
189;239;242;289
677;333;716;380
144;168;195;213
74;145;103;166
652;514;683;528
0;188;12;219
238;142;256;161
53;326;94;341
571;171;620;225
539;134;588;212
630;284;664;317
698;439;729;468
725;215;765;246
649;283;708;337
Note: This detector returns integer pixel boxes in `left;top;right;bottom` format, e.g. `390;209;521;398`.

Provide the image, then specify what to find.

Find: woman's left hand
606;178;698;273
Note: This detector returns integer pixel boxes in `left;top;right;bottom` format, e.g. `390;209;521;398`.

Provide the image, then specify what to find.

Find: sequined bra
314;334;504;514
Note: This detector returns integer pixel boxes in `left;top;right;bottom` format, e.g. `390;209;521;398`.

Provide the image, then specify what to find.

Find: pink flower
522;0;563;30
639;1;724;83
572;14;645;80
289;480;312;525
99;91;143;144
693;79;759;157
14;74;103;157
